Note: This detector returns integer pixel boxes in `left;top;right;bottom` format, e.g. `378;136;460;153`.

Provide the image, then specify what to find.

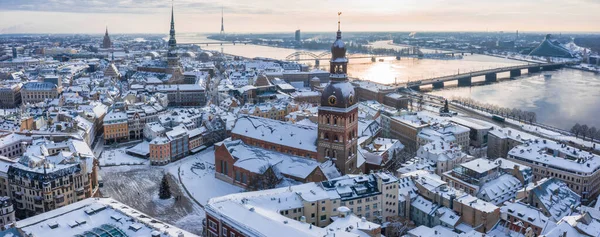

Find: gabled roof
231;115;317;152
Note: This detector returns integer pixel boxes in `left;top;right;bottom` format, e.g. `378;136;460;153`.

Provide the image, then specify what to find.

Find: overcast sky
1;0;599;34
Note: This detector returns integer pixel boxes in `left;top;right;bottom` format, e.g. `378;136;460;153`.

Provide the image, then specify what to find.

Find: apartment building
0;197;15;227
0;83;21;108
20;82;60;104
442;158;524;205
103;112;128;144
507;140;600;202
238;101;299;121
7;139;98;219
407;172;501;233
205;172;396;237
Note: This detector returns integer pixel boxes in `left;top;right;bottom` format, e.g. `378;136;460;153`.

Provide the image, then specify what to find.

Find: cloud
0;0;274;14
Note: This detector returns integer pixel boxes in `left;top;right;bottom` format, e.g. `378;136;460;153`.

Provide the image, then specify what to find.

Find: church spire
168;1;177;49
336;12;342;39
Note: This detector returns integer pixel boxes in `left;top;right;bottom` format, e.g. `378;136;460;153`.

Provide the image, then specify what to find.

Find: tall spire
330;11;348;81
102;26;112;49
337;12;342;31
220;6;225;36
337;12;342;39
168;0;177;49
171;3;175;27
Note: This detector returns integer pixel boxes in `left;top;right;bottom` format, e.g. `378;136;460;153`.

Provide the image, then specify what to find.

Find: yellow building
103;112;128;144
239;102;299;121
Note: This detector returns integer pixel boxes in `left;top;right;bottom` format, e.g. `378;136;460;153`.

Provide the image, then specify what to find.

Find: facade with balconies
6;139;98;219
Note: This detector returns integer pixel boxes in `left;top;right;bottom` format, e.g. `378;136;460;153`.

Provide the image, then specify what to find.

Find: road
405;92;600;155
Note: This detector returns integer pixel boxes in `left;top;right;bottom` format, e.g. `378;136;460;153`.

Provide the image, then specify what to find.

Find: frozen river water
181;34;600;130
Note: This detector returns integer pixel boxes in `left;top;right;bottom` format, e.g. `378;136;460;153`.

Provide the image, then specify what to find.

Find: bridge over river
405;62;571;90
284;48;473;66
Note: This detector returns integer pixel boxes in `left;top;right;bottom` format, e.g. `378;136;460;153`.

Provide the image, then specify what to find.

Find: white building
15;198;197;237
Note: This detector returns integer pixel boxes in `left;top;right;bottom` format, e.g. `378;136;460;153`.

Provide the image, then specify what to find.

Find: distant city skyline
1;0;599;34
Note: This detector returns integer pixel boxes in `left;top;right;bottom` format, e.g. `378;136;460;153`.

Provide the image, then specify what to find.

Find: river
178;34;600;130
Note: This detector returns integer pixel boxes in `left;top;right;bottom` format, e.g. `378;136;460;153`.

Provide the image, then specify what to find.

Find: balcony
54;194;65;204
34;196;43;205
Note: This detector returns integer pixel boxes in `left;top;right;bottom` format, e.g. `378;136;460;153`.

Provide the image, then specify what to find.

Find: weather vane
338;12;342;31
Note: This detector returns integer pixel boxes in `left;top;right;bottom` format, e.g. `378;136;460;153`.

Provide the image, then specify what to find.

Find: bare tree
247;165;281;191
581;124;590;139
589;127;597;142
571;123;582;138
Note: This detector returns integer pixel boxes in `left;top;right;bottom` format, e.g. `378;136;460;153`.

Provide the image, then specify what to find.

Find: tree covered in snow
159;174;172;199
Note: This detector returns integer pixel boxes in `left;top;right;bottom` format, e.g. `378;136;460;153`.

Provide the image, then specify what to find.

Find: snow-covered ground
165;147;244;206
99;146;149;166
99;146;244;234
99;165;205;235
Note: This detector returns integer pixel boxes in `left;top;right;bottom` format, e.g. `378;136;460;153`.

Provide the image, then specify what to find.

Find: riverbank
484;53;599;73
450;101;600;153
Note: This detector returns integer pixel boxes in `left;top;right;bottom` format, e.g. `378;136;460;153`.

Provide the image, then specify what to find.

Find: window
235;171;241;182
321;207;325;211
208;220;217;230
222;227;228;236
311;213;315;218
320;215;327;221
231;233;235;237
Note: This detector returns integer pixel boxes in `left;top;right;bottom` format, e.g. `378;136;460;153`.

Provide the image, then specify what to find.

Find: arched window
334;135;339;142
333;150;337;159
326;116;330;124
324;133;329;140
334;118;337;125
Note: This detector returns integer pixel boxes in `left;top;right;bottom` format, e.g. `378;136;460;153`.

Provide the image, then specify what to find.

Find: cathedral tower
102;27;112;49
317;13;361;175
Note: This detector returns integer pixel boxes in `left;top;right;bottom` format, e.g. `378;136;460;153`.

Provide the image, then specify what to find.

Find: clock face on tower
349;94;354;104
328;95;337;105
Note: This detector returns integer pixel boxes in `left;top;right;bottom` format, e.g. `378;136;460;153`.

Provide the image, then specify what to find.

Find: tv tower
220;7;225;38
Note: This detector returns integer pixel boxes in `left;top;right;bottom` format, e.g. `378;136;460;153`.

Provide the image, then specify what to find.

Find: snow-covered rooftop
508;140;600;174
222;139;330;180
16;198;197;237
232;115;318;153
